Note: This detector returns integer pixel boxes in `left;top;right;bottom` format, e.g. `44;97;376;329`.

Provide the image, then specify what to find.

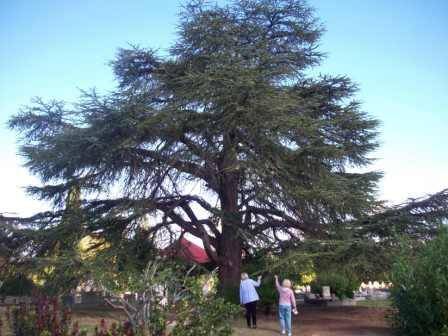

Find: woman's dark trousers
244;301;257;327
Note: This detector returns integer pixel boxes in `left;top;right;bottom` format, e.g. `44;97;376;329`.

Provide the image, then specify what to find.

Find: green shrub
0;273;35;296
438;326;448;336
390;227;448;336
257;279;277;314
94;258;239;335
172;281;240;336
311;271;358;299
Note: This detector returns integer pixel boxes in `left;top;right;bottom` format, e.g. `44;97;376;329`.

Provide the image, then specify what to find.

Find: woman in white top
239;272;262;329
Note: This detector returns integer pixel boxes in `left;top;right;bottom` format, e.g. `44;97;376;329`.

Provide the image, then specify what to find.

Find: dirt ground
233;306;393;336
72;306;393;336
1;305;393;336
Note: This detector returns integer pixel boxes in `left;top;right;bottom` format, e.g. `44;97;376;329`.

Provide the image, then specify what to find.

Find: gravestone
322;286;331;299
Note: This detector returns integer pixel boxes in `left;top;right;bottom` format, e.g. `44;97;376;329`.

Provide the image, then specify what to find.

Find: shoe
288;333;292;336
252;325;257;329
281;330;286;335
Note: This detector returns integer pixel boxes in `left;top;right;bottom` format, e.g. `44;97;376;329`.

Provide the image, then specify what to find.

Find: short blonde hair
282;279;292;288
241;272;249;280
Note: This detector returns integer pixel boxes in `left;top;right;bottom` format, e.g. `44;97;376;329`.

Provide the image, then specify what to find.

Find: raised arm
274;275;281;291
252;275;262;287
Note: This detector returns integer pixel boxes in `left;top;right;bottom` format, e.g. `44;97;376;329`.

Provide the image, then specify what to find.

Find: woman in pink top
274;275;298;336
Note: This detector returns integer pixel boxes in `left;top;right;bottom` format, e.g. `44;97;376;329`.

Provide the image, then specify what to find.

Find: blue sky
0;0;447;216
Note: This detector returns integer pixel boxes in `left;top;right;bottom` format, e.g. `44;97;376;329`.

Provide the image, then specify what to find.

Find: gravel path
233;306;393;336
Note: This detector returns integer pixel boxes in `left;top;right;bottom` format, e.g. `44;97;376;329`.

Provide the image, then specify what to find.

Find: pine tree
10;0;382;290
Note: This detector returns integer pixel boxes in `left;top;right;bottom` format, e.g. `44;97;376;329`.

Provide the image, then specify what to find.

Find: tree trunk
217;132;242;299
217;175;242;297
218;224;242;291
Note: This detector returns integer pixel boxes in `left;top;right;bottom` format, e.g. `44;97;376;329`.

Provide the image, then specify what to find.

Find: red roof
165;237;211;264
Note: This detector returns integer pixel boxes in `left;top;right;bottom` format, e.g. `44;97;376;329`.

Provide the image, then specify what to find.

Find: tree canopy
7;0;445;290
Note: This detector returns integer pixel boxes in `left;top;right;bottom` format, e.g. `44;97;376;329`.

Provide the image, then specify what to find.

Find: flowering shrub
10;286;238;336
11;297;83;336
10;296;143;336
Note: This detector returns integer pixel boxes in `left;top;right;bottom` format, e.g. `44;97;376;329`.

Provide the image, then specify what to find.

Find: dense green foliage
310;270;359;299
172;282;240;336
390;227;448;336
297;190;448;282
240;249;314;311
0;273;35;296
256;280;278;313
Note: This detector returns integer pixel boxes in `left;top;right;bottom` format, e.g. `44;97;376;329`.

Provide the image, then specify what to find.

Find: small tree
97;259;239;336
390;227;448;336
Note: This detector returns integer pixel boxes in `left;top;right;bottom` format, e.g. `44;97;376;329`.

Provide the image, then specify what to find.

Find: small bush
172;281;240;336
257;279;277;314
10;296;139;336
0;273;36;296
11;297;82;336
311;271;358;299
390;228;448;336
438;326;448;336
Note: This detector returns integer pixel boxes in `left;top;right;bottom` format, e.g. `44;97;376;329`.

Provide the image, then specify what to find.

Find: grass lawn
356;299;392;309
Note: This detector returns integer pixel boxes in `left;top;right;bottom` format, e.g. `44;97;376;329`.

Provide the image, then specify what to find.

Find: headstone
4;296;15;304
322;286;331;299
